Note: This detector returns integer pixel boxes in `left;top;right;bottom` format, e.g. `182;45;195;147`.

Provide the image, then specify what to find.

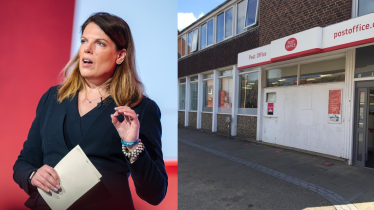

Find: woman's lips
82;61;94;67
82;58;94;67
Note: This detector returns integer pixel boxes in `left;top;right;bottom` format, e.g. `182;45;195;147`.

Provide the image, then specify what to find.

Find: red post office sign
268;103;274;115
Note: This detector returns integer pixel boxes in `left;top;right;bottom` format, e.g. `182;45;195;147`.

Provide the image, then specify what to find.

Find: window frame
178;0;260;58
236;0;247;35
356;0;374;17
238;69;259;116
189;75;199;112
216;6;234;43
244;0;259;29
264;54;346;88
217;69;234;113
200;18;214;50
180;34;187;57
202;72;214;113
178;78;186;111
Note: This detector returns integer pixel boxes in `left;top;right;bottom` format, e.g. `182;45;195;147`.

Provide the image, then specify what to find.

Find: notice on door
328;89;342;123
268;103;274;115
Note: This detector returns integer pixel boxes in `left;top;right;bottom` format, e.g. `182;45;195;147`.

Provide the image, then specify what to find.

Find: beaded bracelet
122;141;144;164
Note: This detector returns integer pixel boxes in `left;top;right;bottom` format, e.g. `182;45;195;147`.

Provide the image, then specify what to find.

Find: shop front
238;13;374;166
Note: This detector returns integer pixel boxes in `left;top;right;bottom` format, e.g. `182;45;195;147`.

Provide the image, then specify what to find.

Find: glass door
355;88;367;166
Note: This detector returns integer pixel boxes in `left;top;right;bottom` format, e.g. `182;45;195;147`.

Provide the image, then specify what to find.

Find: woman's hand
31;164;61;193
111;106;140;146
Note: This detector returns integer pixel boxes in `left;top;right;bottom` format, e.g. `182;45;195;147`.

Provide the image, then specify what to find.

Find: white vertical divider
345;49;355;165
212;70;219;132
232;65;239;136
197;74;203;129
185;76;190;127
257;67;263;141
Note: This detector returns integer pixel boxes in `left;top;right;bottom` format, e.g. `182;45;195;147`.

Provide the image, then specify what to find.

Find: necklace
86;96;102;103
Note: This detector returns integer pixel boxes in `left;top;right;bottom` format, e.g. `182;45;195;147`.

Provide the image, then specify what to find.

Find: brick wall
201;113;212;131
259;0;351;46
178;111;185;126
188;112;197;128
217;114;232;135
237;115;257;139
178;28;259;78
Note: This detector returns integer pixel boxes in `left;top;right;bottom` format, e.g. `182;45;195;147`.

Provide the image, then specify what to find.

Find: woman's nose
84;47;92;54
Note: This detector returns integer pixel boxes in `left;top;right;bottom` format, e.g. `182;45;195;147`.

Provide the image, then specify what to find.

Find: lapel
43;99;69;157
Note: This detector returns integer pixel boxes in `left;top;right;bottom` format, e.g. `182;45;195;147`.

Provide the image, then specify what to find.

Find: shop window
216;7;233;43
190;75;198;82
200;19;214;50
190;83;198;111
203;79;214;112
220;70;233;76
358;0;374;16
203;73;213;79
267;66;297;87
239;72;258;115
179;84;186;110
218;70;233;113
355;45;374;78
300;57;345;84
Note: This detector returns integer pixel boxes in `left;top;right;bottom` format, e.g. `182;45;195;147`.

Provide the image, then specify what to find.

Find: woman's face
79;22;123;84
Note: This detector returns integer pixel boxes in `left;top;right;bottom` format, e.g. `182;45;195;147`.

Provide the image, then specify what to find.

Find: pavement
178;127;374;210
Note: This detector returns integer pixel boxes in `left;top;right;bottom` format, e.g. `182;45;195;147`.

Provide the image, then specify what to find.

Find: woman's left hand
111;106;139;143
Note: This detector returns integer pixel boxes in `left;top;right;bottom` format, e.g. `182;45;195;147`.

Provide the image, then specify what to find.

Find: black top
64;95;112;151
13;86;168;210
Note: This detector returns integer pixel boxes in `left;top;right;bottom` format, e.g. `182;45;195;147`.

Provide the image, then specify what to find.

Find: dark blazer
13;85;168;210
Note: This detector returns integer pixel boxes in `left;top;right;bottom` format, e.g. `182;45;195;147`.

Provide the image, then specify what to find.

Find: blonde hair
57;12;144;107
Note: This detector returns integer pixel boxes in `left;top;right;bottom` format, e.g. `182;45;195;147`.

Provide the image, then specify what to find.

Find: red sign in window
285;38;297;51
268;103;274;115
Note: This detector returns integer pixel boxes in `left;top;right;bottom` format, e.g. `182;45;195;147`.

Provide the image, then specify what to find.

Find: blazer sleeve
126;99;168;205
13;87;52;196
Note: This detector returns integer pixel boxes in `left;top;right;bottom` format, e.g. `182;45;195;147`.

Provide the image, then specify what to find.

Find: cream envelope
37;145;102;210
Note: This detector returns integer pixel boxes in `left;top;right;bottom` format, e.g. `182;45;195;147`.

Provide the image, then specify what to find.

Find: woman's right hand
31;164;61;193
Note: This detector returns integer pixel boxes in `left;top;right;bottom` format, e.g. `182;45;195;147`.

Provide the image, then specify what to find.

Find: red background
0;1;177;209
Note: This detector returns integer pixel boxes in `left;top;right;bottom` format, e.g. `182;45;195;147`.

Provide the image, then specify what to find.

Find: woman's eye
97;42;105;46
80;40;86;44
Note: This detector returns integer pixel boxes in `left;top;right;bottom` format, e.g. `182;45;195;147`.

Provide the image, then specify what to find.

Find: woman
13;12;167;210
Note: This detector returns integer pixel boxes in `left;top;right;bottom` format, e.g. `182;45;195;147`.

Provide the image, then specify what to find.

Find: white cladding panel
238;45;271;69
323;13;374;50
270;27;323;60
263;82;347;158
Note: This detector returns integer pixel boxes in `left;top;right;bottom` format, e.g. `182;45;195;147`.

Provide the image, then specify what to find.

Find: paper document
37;145;102;210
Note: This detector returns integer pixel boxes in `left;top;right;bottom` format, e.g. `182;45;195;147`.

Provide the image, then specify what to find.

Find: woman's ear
116;49;127;65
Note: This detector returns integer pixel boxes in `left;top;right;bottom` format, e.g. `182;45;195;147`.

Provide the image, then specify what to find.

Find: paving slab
179;127;374;210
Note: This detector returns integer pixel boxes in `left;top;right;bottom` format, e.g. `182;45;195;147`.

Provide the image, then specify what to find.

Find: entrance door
354;81;374;168
355;88;367;167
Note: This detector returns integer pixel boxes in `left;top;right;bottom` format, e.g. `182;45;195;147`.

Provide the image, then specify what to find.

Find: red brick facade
259;0;352;46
